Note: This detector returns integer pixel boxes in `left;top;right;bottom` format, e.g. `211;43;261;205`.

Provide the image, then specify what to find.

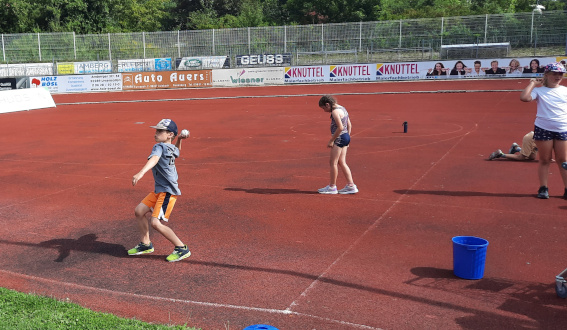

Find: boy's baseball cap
150;119;178;136
544;62;567;73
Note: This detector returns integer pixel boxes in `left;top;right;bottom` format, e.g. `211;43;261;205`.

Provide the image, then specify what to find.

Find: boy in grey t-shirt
128;119;191;262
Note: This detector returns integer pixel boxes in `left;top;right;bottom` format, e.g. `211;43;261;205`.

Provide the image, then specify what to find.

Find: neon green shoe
166;245;191;262
128;242;154;255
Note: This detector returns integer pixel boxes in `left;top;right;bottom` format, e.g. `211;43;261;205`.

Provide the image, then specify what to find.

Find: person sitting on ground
489;131;538;161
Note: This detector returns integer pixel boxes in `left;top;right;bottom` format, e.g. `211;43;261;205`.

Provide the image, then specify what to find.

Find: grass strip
0;287;198;329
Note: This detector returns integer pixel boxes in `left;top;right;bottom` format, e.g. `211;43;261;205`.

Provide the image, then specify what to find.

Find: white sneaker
338;184;358;194
318;185;338;194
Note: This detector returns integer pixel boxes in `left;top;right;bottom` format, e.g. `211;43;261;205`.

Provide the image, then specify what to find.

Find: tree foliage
0;0;563;33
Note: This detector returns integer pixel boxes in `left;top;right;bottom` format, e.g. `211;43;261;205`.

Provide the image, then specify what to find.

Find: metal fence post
484;14;488;43
38;33;42;61
143;32;146;59
248;27;251;54
73;32;77;60
284;25;287;53
321;24;324;52
531;10;534;44
2;34;5;62
359;21;362;52
212;29;215;55
177;30;181;58
399;20;402;48
108;33;112;61
440;17;444;47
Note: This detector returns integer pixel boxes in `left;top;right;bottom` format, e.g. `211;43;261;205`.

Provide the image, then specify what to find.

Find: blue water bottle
403;121;408;133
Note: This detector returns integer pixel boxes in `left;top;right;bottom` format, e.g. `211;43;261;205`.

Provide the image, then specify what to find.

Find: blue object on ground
243;325;279;330
452;236;489;280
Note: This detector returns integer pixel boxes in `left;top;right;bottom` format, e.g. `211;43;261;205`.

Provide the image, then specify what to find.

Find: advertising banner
329;64;374;82
0;88;56;114
122;70;212;90
29;74;122;93
284;66;327;83
557;56;567;76
117;58;172;72
384;57;558;81
74;61;113;74
236;53;292;67
375;62;421;81
212;67;284;87
0;78;17;90
176;56;230;70
57;62;75;75
0;63;54;77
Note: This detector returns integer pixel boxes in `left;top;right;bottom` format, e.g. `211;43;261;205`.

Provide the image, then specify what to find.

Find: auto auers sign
122;70;212;89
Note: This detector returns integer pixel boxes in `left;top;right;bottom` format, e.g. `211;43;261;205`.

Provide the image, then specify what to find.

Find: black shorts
334;133;351;148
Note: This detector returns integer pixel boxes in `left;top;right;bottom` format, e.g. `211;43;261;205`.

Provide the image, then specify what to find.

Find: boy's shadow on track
225;187;318;195
394;189;535;198
39;234;127;262
0;234;127;262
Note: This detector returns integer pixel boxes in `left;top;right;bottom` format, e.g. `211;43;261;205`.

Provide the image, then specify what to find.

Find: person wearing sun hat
520;62;567;199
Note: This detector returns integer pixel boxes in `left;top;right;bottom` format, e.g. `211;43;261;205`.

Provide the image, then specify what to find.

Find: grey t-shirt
149;143;181;195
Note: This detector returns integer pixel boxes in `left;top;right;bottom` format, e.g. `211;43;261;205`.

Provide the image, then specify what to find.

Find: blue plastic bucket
243;325;279;330
452;236;489;280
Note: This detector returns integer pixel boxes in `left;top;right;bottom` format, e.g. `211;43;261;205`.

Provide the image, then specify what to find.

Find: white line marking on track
0;268;381;329
286;123;478;312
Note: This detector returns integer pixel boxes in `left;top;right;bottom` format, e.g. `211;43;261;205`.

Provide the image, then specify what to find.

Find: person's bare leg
329;145;342;186
338;146;354;184
150;218;184;247
134;203;152;244
553;140;567;188
536;140;554;187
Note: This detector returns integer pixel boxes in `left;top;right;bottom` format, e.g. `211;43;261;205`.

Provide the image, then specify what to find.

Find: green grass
0;287;198;329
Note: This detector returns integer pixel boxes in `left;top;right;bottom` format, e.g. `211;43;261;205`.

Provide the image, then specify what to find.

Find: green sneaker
166;245;191;262
127;242;154;256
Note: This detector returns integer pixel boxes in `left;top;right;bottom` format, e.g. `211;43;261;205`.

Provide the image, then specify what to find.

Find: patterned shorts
533;125;567;141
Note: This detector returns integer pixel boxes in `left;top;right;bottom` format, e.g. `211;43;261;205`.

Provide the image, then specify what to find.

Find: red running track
1;79;567;329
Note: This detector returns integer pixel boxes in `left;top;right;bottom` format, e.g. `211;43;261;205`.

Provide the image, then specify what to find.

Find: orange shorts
141;192;178;222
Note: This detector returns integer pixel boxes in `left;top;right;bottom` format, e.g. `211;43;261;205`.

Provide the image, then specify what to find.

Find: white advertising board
329;64;374;82
376;57;559;81
284;66;327;83
213;67;285;87
0;88;55;114
0;63;54;78
177;56;230;70
29;74;122;93
74;61;113;74
117;58;172;72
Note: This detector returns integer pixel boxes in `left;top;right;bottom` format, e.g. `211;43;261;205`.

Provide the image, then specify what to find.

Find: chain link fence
1;11;566;67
